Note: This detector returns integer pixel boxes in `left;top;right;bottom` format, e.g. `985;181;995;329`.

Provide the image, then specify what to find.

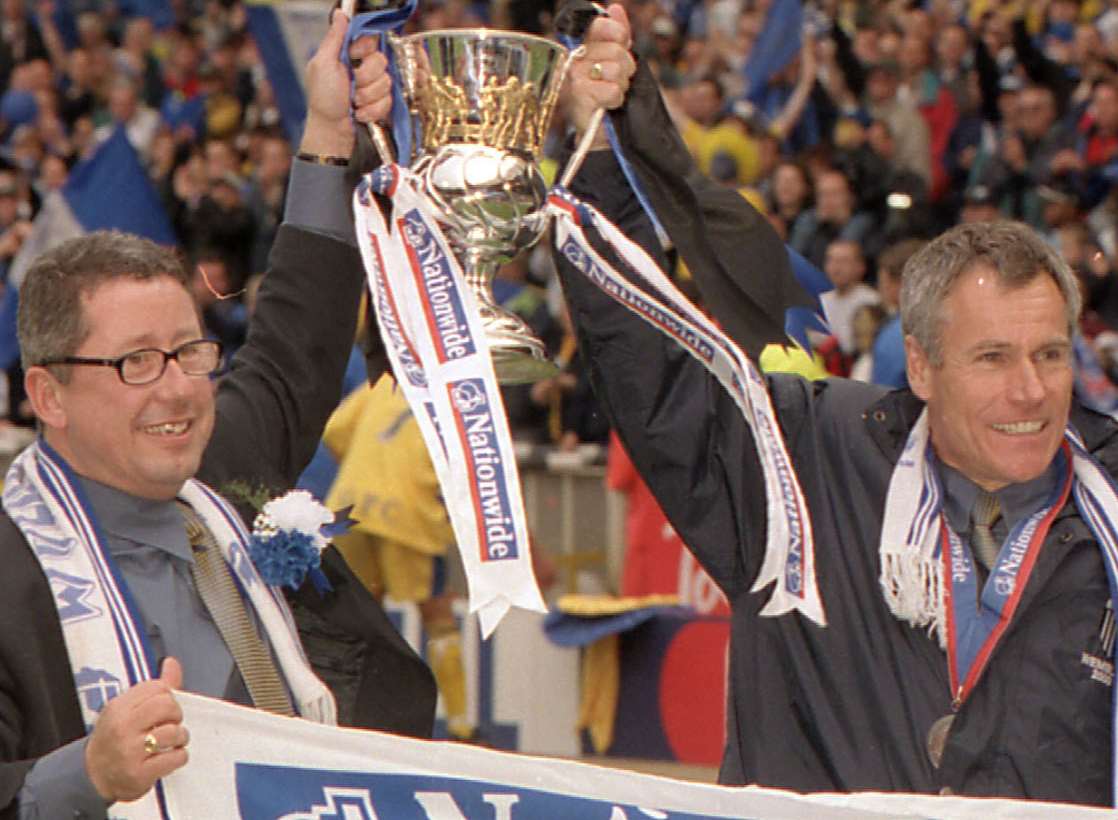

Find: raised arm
201;12;391;495
555;5;792;595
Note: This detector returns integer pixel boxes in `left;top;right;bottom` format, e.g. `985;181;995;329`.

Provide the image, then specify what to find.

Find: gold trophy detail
385;29;578;384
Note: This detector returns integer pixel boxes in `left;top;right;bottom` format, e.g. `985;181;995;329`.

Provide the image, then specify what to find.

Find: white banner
159;693;1111;819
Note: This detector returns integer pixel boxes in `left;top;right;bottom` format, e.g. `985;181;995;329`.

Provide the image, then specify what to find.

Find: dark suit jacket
0;226;437;816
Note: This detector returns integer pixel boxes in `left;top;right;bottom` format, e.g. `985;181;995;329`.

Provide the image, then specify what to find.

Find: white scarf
878;409;1118;646
547;189;825;627
2;441;335;819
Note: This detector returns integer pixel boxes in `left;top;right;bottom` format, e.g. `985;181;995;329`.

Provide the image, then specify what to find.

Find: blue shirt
938;459;1061;543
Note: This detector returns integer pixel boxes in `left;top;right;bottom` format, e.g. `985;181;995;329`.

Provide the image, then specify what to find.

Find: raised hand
562;3;637;146
301;9;393;160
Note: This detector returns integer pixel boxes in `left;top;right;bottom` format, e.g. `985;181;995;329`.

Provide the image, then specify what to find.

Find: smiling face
906;265;1073;491
30;275;215;500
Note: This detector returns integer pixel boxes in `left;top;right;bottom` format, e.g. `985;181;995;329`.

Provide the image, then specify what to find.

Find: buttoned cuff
19;737;110;819
282;159;355;244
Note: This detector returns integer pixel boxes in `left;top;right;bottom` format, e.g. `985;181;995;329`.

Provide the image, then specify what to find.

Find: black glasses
42;339;224;385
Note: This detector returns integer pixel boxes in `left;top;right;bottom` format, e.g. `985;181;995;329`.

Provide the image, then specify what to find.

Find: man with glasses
0;12;434;819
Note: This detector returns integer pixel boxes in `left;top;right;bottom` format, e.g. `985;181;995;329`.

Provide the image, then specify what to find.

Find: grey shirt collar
937;457;1063;536
76;476;193;562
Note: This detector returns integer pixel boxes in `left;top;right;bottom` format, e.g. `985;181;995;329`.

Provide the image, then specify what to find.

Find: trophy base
476;301;558;385
489;339;559;385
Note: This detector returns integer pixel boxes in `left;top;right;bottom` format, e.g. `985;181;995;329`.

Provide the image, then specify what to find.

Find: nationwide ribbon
353;166;545;637
940;446;1073;704
547;188;825;627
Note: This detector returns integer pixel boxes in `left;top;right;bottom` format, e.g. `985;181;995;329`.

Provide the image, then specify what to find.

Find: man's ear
905;334;932;402
24;366;67;430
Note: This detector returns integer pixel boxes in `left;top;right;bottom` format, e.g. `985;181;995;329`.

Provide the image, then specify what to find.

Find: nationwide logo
751;411;805;599
401;210;476;363
991;512;1041;597
558;235;715;364
451;381;486;414
950;531;969;584
448;378;518;561
994;574;1015;596
369;234;426;389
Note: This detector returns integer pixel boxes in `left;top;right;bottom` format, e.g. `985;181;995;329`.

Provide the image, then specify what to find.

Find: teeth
145;422;188;435
992;421;1044;434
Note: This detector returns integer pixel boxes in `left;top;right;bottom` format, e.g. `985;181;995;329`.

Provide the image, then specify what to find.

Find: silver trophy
382;29;582;384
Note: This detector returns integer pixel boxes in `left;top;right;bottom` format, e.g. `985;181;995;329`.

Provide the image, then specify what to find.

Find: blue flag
742;0;804;102
10;127;174;288
244;2;330;146
2;128;175;368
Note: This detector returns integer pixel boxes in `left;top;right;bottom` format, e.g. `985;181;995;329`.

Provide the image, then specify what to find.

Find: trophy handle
559;107;604;189
369;123;396;166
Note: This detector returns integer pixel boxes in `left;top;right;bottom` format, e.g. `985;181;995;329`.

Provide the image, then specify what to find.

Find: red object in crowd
607;434;729;616
919;84;958;202
813;334;851;378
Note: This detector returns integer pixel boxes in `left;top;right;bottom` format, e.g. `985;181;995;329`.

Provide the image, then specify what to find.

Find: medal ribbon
353;166;545;638
941;444;1074;705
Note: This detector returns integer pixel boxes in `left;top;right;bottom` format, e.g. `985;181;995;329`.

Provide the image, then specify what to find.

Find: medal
926;714;955;768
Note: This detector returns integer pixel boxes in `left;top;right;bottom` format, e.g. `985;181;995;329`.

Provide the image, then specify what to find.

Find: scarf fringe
879;552;947;649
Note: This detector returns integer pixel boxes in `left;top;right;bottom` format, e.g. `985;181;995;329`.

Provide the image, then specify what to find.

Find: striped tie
970;491;1002;571
180;504;295;716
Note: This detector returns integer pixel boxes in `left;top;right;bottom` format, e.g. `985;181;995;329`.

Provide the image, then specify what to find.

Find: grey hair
18;231;189;377
899;221;1080;365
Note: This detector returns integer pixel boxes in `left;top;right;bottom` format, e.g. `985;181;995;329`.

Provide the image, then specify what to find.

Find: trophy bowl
391;28;572;384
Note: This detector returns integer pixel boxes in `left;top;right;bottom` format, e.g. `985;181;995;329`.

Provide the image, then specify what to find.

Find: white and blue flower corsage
247;490;350;593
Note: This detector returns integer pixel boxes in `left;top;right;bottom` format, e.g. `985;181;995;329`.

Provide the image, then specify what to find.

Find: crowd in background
628;0;1118;401
0;0;1116;440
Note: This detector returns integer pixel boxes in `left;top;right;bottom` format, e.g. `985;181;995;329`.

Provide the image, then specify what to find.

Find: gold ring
143;732;160;756
589;62;604;81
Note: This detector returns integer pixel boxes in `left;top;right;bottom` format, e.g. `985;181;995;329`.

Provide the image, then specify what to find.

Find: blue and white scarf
879;410;1118;645
547;189;825;627
2;441;335;819
354;167;546;638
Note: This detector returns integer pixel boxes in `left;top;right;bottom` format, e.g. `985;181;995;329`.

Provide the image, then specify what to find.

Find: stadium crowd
0;0;1115;513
